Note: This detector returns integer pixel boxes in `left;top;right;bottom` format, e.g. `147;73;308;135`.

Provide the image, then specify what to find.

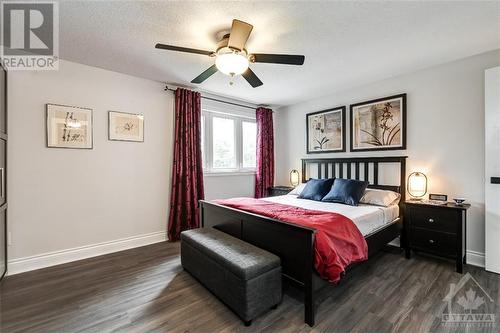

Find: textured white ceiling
58;1;500;107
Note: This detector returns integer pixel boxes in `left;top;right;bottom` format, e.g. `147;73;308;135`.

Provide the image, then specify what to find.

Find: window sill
204;171;256;177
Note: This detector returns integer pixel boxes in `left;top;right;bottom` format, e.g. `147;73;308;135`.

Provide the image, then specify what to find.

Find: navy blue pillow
298;178;335;201
322;178;369;206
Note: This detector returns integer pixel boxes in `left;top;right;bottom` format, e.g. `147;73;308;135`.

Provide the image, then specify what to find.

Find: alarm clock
429;193;448;202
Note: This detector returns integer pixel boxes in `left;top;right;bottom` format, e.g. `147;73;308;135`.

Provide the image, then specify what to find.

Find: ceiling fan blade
155;43;213;56
251;54;305;65
242;68;263;88
191;65;218;84
227;19;253;51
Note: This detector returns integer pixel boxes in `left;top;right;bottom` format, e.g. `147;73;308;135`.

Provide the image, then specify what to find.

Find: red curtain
255;107;274;198
168;88;204;241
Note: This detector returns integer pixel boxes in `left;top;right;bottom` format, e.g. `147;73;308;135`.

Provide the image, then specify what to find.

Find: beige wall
7;60;174;270
275;49;500;261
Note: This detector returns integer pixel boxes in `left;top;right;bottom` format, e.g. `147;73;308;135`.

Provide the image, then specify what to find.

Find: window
201;111;257;173
212;117;236;169
242;121;256;168
201;114;205;164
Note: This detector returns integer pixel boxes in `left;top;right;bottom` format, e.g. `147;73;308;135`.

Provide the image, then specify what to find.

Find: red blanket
214;198;368;283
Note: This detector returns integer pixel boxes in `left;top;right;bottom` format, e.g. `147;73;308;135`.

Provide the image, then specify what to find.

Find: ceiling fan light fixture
215;51;249;76
156;19;305;87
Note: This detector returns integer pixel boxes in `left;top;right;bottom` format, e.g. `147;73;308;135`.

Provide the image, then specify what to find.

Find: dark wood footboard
200;200;318;325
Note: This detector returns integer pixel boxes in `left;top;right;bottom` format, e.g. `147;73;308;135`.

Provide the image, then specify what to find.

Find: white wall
275;49;500;260
7;60;174;273
204;174;255;200
484;66;500;273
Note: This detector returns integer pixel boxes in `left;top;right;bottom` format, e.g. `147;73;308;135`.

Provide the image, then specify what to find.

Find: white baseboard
7;231;167;276
5;233;486;276
466;250;485;268
389;238;485;268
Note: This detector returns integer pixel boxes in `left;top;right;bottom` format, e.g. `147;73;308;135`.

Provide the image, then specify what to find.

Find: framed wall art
306;106;346;154
108;111;144;142
46;103;93;149
350;93;406;152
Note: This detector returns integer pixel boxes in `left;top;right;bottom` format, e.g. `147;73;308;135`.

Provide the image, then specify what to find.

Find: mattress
261;195;399;237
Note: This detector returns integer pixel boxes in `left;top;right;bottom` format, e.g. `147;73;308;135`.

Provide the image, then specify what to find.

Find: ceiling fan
155;19;305;88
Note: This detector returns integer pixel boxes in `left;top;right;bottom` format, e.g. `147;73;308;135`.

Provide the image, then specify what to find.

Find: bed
199;156;408;326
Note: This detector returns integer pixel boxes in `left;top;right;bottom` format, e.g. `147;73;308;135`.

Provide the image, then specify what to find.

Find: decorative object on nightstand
407;172;427;200
425;193;449;206
290;170;300;187
404;200;470;273
453;198;466;205
267;186;294;197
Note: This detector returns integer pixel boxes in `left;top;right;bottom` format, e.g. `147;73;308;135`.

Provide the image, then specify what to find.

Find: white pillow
289;183;307;196
360;188;401;207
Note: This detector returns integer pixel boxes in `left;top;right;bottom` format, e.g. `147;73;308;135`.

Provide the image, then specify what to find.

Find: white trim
204;171;256;177
466;250;485;268
202;110;257;173
6;232;484;276
7;231;167;276
386;238;485;269
202;108;255;120
201;93;258;116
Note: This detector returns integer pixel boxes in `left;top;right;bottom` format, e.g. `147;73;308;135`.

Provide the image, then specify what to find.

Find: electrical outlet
7;231;11;246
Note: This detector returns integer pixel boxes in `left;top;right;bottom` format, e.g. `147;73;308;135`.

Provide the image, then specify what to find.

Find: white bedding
262;194;399;237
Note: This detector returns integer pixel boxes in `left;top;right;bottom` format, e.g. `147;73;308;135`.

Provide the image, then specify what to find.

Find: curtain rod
164;86;258;110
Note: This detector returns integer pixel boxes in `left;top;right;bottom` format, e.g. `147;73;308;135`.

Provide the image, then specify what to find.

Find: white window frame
202;109;256;175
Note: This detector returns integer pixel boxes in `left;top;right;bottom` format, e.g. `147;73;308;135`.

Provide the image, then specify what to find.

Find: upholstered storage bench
180;228;282;326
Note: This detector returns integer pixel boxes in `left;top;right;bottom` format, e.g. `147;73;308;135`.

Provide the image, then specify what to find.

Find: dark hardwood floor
0;242;499;333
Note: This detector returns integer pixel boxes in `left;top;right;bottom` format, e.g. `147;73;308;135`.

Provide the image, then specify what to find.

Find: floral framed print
350;93;406;152
306;106;346;154
108;111;144;142
46;104;93;149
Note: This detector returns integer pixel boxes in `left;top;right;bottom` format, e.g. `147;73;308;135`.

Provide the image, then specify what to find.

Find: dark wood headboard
301;156;408;202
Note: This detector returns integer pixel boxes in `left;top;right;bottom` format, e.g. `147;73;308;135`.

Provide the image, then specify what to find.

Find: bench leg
244;320;252;327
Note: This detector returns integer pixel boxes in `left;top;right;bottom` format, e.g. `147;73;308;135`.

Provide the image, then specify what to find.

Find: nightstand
404;201;470;273
267;186;294;197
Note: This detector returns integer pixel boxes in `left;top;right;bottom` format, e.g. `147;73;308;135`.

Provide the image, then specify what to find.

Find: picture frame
306;106;346;154
350;93;406;152
46;103;93;149
108;111;144;142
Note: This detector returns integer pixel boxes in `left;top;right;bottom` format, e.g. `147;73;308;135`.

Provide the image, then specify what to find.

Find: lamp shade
407;172;427;199
290;169;300;187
